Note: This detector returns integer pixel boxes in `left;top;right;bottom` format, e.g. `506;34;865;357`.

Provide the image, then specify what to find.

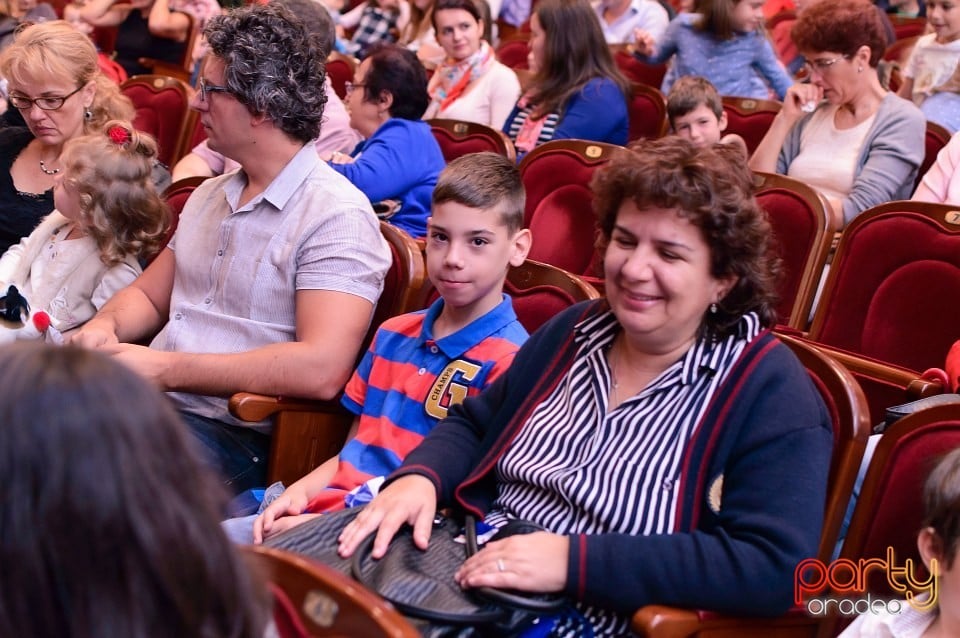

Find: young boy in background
667;76;748;156
234;152;532;543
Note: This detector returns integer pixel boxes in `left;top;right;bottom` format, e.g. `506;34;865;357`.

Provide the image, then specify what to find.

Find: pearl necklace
39;159;61;176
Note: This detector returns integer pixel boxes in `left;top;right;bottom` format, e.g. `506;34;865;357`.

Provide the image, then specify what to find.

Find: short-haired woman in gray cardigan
749;0;925;228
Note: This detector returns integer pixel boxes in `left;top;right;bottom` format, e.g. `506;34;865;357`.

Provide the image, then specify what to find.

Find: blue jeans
179;410;269;495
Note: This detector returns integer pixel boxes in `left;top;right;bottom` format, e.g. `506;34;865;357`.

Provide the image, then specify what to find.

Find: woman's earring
84;108;93;121
710;303;717;314
858;65;863;73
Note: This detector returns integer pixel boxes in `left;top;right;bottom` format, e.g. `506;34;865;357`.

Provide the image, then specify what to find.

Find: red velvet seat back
518;141;624;278
326;55;356;101
613;50;667;88
428;119;515;163
759;189;817;322
495;38;530;70
627;83;669;142
158;176;208;264
810;204;960;373
918;121;951;190
121;75;191;167
721;97;782;156
841;405;960;596
505;262;601;333
755;173;834;329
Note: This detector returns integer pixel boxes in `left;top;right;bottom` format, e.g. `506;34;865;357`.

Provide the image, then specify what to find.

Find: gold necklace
609;338;622;406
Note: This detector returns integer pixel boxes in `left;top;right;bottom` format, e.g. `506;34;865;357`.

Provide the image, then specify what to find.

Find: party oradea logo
794;548;938;617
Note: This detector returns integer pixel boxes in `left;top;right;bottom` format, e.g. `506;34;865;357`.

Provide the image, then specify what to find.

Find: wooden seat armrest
228;392;342;422
632;606;702;637
632;605;821;637
229;392;354;486
810;345;945;399
906;376;947;400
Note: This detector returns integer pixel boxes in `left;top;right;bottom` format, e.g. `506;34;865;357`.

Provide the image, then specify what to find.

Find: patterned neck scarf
426;40;495;115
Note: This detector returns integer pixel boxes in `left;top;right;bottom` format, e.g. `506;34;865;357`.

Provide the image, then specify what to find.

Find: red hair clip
107;125;131;146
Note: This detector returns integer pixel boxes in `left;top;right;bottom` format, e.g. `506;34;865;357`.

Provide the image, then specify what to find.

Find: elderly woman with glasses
0;21;141;254
749;0;925;228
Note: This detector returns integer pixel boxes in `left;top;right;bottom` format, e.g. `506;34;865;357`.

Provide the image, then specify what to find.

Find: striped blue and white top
486;308;762;635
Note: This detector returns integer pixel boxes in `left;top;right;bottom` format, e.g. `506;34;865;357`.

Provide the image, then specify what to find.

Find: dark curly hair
791;0;888;68
591;137;781;338
204;3;327;143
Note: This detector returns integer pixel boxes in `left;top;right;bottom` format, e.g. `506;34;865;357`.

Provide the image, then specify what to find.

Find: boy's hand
632;29;655;56
256;513;322;542
253;488;310;544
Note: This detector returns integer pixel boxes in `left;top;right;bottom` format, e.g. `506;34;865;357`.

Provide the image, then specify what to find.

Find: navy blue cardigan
393;300;832;617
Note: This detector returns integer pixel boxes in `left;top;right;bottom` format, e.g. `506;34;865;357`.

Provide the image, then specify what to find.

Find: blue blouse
329;118;445;238
502;76;629;160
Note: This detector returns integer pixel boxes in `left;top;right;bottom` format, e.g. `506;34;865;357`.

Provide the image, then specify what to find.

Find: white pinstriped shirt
487;309;762;635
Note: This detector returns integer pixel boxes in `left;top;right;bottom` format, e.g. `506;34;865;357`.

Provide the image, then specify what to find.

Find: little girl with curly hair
0;120;169;335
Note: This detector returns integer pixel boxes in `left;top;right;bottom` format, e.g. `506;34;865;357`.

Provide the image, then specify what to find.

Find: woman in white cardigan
423;0;521;129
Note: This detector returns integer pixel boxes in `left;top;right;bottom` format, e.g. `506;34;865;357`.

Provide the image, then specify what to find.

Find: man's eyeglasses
10;85;83;111
198;77;232;102
344;81;365;94
803;55;849;75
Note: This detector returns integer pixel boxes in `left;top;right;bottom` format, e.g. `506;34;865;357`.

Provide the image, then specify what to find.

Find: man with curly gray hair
72;3;392;495
171;0;361;180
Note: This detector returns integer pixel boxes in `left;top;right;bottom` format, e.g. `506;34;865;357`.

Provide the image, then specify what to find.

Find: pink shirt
190;77;361;175
913;131;960;205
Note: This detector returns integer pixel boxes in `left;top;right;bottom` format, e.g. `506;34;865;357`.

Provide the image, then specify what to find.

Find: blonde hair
0;21;134;134
59;121;170;266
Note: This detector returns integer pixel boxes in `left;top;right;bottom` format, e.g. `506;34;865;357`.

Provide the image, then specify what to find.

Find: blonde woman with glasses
0;21;137;255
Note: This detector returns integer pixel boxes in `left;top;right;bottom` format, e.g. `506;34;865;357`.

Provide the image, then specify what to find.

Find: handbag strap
464;515;568;613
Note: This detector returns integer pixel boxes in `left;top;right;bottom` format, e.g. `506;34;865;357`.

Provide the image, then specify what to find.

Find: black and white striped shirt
486;309;762;636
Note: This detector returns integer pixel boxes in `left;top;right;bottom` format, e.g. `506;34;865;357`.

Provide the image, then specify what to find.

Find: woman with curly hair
0;120;169;335
338;137;832;636
750;0;925;227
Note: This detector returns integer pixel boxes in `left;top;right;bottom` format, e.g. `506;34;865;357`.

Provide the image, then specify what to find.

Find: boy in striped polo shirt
246;153;533;543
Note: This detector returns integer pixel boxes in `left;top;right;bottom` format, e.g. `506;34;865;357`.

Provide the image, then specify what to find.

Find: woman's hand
337;474;437;558
329;151;356;165
252;486;310;544
455;531;569;593
781;83;823;122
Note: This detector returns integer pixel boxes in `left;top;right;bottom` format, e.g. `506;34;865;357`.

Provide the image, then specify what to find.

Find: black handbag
265;506;568;636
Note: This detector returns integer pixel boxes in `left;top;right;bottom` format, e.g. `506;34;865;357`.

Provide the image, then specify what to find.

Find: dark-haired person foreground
328;43;445;239
71;4;390;494
0;343;268;638
339;137;833;635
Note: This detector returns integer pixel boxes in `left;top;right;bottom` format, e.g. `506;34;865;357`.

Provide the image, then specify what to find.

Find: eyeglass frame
9;85;84;111
198;77;233;102
803;54;850;75
344;81;366;95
